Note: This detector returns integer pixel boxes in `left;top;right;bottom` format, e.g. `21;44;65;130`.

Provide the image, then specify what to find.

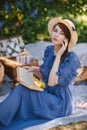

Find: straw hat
48;18;78;48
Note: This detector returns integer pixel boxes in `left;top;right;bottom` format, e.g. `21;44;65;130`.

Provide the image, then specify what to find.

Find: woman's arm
48;54;61;86
48;40;68;86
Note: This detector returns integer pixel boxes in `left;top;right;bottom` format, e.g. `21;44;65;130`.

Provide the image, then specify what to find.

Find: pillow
0;35;25;57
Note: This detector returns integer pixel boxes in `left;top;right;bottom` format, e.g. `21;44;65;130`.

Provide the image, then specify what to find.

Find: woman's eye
60;32;64;35
53;28;57;32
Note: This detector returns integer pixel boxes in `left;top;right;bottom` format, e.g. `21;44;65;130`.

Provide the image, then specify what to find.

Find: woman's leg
0;85;24;126
76;100;87;110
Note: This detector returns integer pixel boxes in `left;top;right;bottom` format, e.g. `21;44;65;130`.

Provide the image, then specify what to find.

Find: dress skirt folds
0;45;80;129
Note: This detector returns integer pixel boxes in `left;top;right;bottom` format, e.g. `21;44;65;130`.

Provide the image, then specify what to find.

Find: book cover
17;67;44;91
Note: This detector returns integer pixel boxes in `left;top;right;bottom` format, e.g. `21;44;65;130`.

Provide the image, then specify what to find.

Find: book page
17;67;43;91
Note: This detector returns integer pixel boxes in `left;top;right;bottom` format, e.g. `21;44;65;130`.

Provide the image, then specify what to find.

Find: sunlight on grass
49;121;87;130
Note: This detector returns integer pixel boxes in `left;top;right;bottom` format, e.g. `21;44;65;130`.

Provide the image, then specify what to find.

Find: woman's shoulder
44;45;54;54
45;45;54;50
62;51;80;67
60;52;81;73
68;51;80;62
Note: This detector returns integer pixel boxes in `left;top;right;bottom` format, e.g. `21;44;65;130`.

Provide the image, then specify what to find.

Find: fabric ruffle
56;52;80;87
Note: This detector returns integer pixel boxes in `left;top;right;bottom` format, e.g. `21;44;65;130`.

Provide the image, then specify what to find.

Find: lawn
49;121;87;130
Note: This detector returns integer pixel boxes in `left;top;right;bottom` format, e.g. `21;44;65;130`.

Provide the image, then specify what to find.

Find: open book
17;67;44;91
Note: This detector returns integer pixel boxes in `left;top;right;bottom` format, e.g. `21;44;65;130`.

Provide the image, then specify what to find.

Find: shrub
0;0;87;44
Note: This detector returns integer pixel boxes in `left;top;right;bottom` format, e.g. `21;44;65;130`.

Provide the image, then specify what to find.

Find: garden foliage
0;0;87;44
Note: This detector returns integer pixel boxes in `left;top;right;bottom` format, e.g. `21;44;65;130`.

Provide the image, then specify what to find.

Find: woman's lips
53;37;58;41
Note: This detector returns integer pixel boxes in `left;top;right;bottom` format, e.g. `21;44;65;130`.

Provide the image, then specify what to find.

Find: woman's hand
23;66;43;79
57;39;68;56
22;66;35;72
27;59;39;66
0;64;4;85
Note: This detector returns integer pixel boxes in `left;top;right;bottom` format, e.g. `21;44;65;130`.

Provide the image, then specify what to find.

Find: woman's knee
12;84;25;94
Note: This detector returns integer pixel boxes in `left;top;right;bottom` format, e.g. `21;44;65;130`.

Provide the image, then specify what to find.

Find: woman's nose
54;31;59;37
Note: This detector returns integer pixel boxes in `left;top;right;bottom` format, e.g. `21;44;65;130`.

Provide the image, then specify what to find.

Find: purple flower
30;8;39;19
4;1;11;12
0;22;5;30
15;1;23;9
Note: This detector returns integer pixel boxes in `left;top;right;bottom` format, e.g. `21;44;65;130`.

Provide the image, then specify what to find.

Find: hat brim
48;18;78;48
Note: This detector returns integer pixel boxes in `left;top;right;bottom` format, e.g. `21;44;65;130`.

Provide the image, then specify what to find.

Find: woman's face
52;24;66;46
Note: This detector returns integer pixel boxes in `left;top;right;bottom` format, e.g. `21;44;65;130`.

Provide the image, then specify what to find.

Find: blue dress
0;45;80;129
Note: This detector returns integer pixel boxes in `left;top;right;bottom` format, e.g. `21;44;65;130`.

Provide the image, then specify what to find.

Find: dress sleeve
56;52;80;87
42;46;51;63
39;45;52;74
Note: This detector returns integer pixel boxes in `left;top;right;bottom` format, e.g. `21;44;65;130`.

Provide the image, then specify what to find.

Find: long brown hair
54;22;71;62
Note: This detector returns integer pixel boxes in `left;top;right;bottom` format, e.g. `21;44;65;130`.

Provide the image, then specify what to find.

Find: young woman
0;18;80;128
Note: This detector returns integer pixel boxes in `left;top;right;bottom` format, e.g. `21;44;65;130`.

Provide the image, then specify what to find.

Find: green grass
49;121;87;130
